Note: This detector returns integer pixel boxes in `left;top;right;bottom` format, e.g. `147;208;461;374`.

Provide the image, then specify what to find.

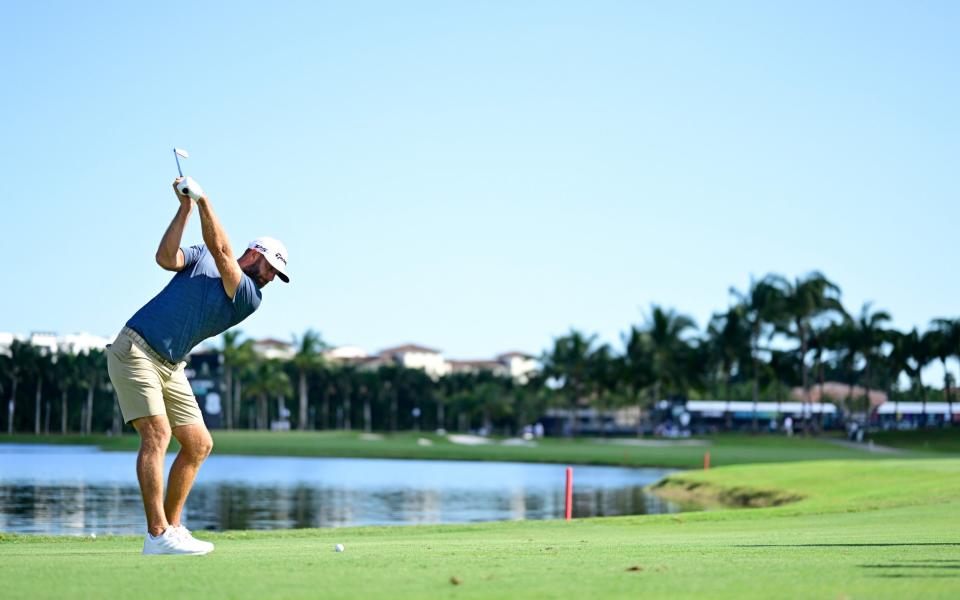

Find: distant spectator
783;416;794;437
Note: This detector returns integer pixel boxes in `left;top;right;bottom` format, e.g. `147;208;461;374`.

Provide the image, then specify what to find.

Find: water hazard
0;444;680;535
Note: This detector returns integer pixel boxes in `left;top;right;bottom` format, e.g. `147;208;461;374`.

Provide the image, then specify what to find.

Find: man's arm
194;193;243;299
155;179;194;271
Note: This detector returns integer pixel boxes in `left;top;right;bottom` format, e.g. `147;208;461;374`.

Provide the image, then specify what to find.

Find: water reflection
0;444;680;535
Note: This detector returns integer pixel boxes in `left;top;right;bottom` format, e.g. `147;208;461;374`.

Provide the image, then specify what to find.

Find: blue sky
1;2;957;382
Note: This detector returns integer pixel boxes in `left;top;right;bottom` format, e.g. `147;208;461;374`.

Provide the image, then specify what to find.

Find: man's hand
173;176;207;202
173;178;193;205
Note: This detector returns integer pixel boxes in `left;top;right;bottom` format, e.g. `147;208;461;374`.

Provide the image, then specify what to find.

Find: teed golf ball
335;544;344;552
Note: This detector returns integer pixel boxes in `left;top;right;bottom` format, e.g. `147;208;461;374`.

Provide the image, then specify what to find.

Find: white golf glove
177;176;206;201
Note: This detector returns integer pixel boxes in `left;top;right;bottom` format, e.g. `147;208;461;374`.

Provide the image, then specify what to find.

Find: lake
0;444;681;535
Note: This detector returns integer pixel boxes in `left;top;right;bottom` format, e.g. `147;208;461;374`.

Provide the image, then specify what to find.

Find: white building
496;351;540;384
59;332;112;354
0;331;111;356
252;338;296;360
324;345;369;362
375;344;452;380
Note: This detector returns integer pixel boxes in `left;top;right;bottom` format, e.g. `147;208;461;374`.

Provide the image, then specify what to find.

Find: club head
174;148;190;158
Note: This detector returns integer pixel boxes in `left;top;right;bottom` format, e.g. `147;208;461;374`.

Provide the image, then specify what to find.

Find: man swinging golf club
106;171;289;555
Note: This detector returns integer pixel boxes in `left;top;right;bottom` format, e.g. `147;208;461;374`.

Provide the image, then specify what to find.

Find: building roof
255;338;293;348
378;343;441;356
496;351;532;360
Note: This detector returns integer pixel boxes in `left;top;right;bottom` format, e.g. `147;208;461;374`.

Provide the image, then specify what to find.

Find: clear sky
1;2;957;382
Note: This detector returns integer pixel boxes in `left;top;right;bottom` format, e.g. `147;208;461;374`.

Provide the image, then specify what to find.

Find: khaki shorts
106;327;204;428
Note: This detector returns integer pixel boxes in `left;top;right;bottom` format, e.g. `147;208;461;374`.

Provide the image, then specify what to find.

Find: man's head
239;237;290;288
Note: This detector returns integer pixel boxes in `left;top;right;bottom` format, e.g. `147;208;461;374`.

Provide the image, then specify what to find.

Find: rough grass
3;430;944;468
2;459;959;599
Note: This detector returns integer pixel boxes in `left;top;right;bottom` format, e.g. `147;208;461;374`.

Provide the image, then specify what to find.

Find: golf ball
335;544;345;552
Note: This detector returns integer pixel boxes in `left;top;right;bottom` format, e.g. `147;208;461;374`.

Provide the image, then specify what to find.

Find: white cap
248;237;290;283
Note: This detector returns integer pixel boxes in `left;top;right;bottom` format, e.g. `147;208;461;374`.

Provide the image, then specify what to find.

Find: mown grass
2;459;959;599
871;427;960;453
2;430;942;469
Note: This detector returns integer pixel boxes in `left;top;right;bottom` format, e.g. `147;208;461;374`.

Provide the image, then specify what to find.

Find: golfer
106;177;289;555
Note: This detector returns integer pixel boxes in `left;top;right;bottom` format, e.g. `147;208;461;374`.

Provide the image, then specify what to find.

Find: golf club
173;147;203;201
173;147;188;177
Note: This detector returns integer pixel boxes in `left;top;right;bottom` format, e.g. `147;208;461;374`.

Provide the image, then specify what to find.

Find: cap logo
274;252;287;266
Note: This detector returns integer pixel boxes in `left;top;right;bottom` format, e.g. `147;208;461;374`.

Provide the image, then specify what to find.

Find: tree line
2;271;958;436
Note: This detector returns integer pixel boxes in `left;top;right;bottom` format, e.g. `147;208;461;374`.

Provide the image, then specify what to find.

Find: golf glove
177;176;206;201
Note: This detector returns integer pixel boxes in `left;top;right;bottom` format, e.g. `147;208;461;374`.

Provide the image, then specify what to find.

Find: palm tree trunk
751;330;760;433
941;358;952;428
61;389;68;434
233;381;243;429
7;376;18;434
389;391;397;432
112;395;121;435
343;392;351;431
799;321;811;434
84;382;94;435
436;398;444;432
223;368;233;431
918;374;927;428
257;394;267;430
322;388;332;431
363;398;372;432
34;376;43;435
298;372;308;431
636;392;644;438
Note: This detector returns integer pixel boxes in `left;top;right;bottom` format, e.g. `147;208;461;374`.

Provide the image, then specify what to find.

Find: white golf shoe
142;526;214;555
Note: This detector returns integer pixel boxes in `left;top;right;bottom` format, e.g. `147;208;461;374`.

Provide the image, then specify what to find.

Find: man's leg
131;415;173;537
164;422;214;527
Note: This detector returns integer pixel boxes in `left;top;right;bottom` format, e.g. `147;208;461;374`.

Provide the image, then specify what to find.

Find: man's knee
196;432;214;460
178;426;214;462
133;416;172;452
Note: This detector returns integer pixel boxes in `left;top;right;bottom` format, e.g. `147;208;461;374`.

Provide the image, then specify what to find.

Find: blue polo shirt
126;244;262;363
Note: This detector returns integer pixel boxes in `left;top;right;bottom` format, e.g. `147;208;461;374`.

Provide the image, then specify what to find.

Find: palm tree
930;318;959;426
588;345;626;436
228;339;257;429
5;340;34;433
245;359;292;430
220;330;244;430
53;352;80;434
766;272;844;432
731;277;784;430
292;329;327;431
878;330;910;425
705;304;751;401
0;353;9;431
541;330;598;437
622;325;654;435
899;328;934;427
851;303;893;412
77;349;107;435
645;305;698;411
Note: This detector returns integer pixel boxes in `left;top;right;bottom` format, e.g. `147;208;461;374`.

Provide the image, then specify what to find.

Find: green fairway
3;429;945;468
871;428;960;454
2;459;959;599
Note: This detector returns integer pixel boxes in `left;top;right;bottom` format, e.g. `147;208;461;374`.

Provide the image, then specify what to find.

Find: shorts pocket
110;336;134;360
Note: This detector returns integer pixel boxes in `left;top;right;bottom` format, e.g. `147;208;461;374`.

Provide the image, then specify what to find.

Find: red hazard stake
704;451;711;470
565;467;573;521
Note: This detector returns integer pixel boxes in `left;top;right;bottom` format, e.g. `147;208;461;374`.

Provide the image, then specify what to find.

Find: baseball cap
248;237;290;283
